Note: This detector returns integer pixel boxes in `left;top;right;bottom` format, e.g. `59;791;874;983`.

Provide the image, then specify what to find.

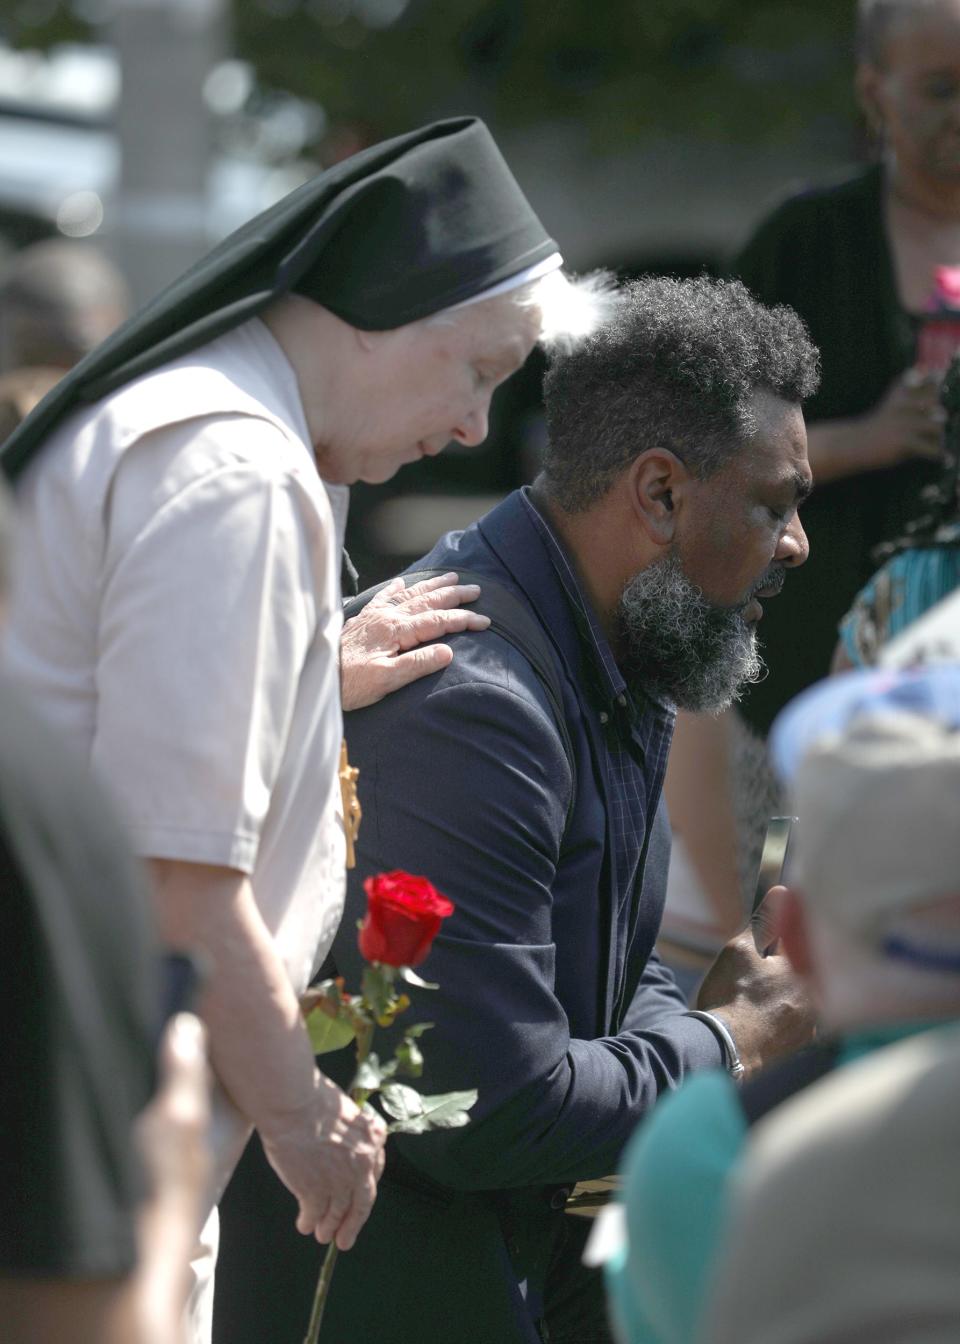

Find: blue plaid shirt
521;489;676;986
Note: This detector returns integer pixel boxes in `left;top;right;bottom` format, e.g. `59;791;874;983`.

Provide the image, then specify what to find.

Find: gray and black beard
616;549;768;713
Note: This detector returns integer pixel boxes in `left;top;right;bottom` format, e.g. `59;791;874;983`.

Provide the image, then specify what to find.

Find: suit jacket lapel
477;493;623;1036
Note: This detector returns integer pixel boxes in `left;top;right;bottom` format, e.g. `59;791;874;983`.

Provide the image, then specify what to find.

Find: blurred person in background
0;237;131;376
0;238;131;443
602;663;960;1344
0;368;65;444
729;0;960;730
836;346;960;666
836;499;960;663
661;454;960;1005
704;1024;960;1344
0;115;606;1344
0;469;210;1344
655;707;777;1003
702;684;960;1344
664;0;960;996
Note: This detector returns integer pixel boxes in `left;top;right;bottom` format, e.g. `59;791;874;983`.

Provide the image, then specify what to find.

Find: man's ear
629;449;686;545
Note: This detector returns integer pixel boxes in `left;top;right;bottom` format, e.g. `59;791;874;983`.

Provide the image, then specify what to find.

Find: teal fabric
605;1023;942;1344
607;1069;743;1344
839;534;960;668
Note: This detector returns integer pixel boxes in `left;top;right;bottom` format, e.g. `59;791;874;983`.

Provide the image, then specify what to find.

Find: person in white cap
704;1020;960;1344
604;664;960;1344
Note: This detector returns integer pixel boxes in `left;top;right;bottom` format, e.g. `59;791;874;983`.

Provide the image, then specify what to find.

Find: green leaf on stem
352;1052;384;1092
361;963;396;1020
395;1036;424;1078
399;966;439;991
352;1052;401;1094
380;1084;479;1133
376;992;410;1029
304;1007;357;1056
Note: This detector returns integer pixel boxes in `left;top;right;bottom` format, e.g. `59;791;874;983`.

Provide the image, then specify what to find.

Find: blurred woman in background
732;0;960;729
659;1;960;992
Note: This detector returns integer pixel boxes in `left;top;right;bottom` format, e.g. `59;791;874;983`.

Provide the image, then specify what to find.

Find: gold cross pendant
339;738;362;869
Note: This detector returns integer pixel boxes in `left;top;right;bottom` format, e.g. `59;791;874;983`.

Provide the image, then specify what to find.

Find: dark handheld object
154;949;206;1049
751;816;797;915
750;816;797;956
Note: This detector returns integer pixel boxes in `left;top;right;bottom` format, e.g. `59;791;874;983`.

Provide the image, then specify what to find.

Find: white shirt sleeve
93;413;325;872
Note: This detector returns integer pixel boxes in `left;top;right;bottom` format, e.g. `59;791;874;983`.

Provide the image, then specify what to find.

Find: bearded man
246;275;814;1344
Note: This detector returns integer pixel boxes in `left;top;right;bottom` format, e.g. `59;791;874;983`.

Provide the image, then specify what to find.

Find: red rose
359;871;455;968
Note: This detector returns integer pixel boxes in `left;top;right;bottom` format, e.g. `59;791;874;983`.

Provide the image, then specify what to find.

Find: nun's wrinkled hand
261;1070;386;1252
340;572;490;710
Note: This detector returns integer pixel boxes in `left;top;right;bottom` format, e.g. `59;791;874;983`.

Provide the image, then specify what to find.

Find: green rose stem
302;1242;338;1344
302;975;386;1344
299;916;475;1344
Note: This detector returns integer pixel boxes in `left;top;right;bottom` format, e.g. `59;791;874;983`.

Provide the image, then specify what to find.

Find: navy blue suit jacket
333;491;722;1185
320;490;724;1340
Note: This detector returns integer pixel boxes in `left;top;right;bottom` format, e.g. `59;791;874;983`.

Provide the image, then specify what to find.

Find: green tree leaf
10;2;857;157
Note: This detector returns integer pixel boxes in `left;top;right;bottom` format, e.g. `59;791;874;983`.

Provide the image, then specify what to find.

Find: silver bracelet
684;1009;746;1083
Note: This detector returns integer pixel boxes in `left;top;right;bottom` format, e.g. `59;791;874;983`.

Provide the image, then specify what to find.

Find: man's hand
341;572;490;710
260;1073;386;1252
695;929;815;1077
750;882;789;958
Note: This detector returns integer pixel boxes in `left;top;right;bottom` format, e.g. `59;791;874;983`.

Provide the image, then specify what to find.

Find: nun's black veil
2;116;556;481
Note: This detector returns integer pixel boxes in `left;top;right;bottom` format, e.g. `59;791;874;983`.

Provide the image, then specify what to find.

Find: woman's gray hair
510;268;620;353
425;269;620;353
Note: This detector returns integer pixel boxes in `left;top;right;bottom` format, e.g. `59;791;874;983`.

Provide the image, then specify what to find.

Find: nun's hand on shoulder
340;572;490;710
